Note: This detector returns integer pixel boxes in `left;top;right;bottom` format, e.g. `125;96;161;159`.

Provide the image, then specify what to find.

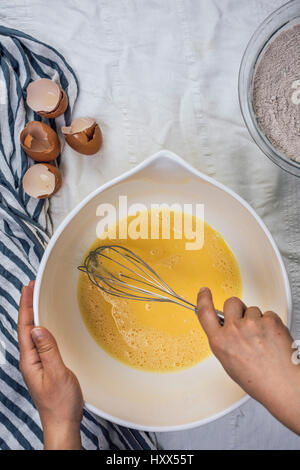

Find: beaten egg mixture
78;210;242;372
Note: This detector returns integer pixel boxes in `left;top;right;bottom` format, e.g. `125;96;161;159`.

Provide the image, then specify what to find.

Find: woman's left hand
18;281;83;450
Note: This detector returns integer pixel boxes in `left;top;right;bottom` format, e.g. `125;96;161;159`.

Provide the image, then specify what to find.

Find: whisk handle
216;310;224;326
195;307;224;326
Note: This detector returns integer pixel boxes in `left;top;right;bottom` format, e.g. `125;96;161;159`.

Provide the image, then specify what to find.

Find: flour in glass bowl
253;23;300;163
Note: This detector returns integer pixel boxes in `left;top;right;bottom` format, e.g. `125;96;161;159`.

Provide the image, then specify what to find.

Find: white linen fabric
3;0;300;449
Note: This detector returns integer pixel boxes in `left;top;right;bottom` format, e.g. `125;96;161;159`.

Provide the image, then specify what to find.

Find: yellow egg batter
78;209;242;372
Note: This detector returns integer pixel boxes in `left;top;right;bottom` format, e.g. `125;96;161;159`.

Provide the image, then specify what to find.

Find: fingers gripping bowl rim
33;150;292;431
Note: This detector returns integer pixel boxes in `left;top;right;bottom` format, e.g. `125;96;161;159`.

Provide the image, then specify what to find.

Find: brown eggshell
26;79;68;118
41;164;62;197
64;124;102;155
20;121;61;162
38;89;69;119
22;163;62;199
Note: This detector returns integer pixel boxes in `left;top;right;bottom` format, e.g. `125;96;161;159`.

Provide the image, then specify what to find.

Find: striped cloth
0;26;156;450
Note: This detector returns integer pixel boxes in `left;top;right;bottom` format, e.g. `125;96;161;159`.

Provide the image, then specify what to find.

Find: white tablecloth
4;0;300;449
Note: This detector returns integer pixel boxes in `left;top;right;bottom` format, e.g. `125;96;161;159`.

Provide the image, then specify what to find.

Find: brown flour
253;24;300;162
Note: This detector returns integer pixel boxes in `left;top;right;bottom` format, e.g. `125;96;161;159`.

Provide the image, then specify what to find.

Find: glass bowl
239;0;300;177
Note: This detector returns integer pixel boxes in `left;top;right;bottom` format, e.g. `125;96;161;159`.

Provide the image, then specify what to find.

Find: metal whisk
78;245;224;324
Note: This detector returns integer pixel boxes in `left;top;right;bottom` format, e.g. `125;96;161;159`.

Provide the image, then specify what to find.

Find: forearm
260;369;300;436
43;421;82;450
235;362;300;436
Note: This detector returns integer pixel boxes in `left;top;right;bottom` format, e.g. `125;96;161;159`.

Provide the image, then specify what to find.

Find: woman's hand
197;287;300;435
18;281;83;450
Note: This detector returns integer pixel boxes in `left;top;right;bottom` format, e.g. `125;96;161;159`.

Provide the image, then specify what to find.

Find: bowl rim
33;149;292;431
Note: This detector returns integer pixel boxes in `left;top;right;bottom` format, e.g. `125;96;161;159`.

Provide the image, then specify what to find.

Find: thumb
31;327;65;374
197;287;221;337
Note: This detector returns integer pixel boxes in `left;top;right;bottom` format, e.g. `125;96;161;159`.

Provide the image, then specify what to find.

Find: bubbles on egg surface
158;254;181;270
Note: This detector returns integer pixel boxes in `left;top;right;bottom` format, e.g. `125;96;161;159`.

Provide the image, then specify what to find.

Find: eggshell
22;163;62;199
38;89;68;119
20;121;61;162
62;118;102;155
26;78;68;118
62;117;96;134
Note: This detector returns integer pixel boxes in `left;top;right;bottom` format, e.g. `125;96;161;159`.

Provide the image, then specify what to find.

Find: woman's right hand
197;287;300;435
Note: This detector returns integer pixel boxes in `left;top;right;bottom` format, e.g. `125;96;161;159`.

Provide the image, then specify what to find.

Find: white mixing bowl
34;150;291;431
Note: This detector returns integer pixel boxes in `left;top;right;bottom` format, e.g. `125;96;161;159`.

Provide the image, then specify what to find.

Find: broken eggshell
61;117;102;155
22;163;62;199
26;78;68;119
20;121;61;162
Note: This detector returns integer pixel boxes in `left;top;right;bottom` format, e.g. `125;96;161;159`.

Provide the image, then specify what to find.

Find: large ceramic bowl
34;150;291;431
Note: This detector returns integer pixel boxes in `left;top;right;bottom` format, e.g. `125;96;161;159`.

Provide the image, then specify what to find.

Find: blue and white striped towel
0;25;156;450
